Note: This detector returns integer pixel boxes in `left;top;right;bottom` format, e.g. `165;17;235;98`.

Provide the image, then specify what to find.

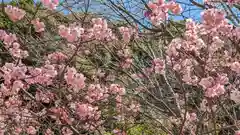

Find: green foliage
127;124;167;135
0;0;35;29
0;11;13;29
103;132;113;135
102;124;168;135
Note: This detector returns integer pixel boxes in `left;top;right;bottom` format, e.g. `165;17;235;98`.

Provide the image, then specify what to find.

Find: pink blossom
109;84;125;95
12;80;24;93
189;113;197;121
61;127;73;135
235;130;240;135
230;89;240;104
31;18;45;32
4;5;25;22
119;26;137;43
121;58;133;69
26;126;37;135
117;48;131;58
152;58;165;74
9;42;28;58
35;90;54;103
49;107;72;124
146;1;182;24
142;67;153;76
167;2;182;14
158;0;165;5
113;129;127;135
1;63;27;85
199;76;215;89
64;67;86;92
58;24;84;42
128;102;140;113
47;52;67;63
210;85;225;97
58;25;69;38
165;38;182;57
75;103;100;120
13;127;22;135
0;30;28;58
26;63;57;85
115;95;122;103
0;30;6;40
209;36;224;54
201;9;225;27
85;84;108;103
2;33;17;47
230;62;240;73
199;74;228;97
90;18;115;41
44;129;54;135
41;0;59;10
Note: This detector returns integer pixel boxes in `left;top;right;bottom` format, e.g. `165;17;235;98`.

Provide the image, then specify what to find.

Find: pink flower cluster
64;67;86;92
236;130;240;135
109;84;126;95
58;18;139;44
201;8;225;27
26;62;58;85
44;128;54;135
10;42;29;58
0;30;17;46
75;103;101;121
119;26;137;43
61;127;73;135
0;62;26;87
0;63;38;133
35;90;55;103
68;102;102;130
0;56;59;133
199;74;228;97
109;84;124;107
0;30;28;58
230;62;240;74
145;0;182;25
26;126;37;135
230;89;240;104
4;5;25;22
90;18;115;41
117;48;133;69
47;51;67;63
128;101;140;113
0;62;57;92
31;18;45;33
166;8;239;94
152;58;165;74
170;111;197;134
41;0;59;10
0;4;145;134
49;107;72;124
58;24;84;42
85;84;109;103
58;18;117;42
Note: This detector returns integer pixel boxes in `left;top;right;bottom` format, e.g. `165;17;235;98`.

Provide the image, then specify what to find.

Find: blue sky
4;0;204;22
55;0;204;20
